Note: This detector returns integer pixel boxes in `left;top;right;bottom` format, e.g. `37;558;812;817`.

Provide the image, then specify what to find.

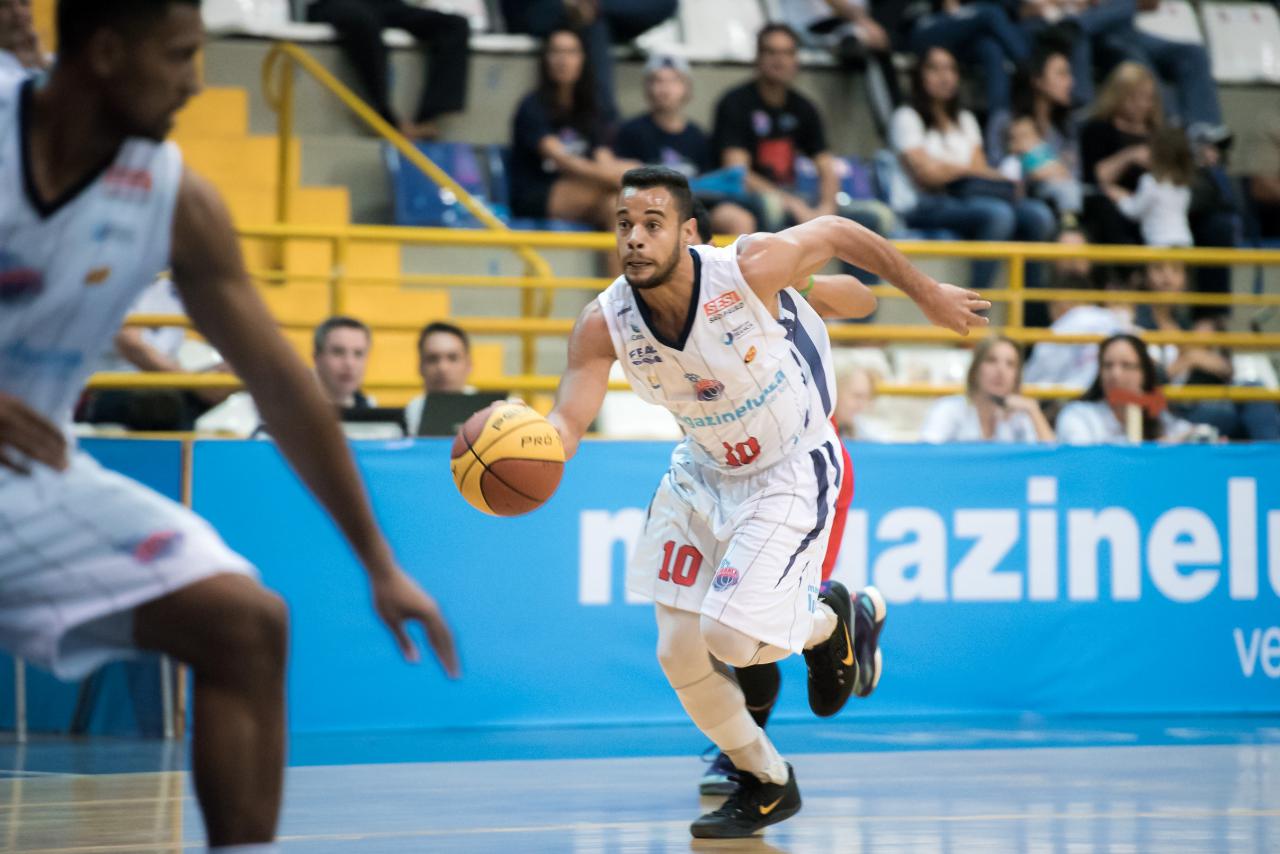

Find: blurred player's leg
134;574;288;847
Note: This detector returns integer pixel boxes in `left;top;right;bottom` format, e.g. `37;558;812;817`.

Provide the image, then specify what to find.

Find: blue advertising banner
191;440;1280;734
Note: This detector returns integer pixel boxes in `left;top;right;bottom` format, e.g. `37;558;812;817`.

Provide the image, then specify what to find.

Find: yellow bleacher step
182;137;301;192
258;283;332;328
343;287;449;326
173;87;248;139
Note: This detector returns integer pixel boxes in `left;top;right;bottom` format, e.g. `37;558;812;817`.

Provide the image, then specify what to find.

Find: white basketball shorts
627;431;845;654
0;451;255;680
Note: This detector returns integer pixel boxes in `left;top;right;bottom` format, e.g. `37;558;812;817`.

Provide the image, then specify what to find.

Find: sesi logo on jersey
703;290;744;322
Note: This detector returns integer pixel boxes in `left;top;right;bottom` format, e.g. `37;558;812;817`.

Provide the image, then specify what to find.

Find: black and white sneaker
689;764;801;838
852;585;887;698
699;748;738;796
803;580;856;717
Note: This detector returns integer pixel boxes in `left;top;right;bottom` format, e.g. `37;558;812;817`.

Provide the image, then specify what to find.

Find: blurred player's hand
920;283;991;336
0;392;68;474
372;567;461;677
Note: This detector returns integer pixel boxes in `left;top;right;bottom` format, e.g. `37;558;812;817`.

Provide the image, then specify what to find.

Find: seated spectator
404;322;474;432
712;23;894;236
500;0;677;124
905;0;1030;161
304;0;469;139
313;316;376;410
889;46;1056;291
1056;333;1193;443
0;0;46;76
1137;261;1279;440
1005;115;1082;220
1019;0;1225;135
1079;62;1158;251
920;336;1055;442
1104;126;1193;247
614;55;755;235
1023;271;1133;388
779;0;899;135
510;29;633;233
834;364;889;440
1247;124;1280;240
1185;122;1244;325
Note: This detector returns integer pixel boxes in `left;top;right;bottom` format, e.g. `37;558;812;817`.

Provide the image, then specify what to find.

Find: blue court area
1;716;1278;852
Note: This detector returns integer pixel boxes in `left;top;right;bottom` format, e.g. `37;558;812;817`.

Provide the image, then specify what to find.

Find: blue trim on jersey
632;248;702;351
777;442;832;587
778;291;832;416
822;441;841;489
18;79;118;220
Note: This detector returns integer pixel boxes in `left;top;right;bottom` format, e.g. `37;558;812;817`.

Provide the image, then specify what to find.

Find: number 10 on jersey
658;541;702;586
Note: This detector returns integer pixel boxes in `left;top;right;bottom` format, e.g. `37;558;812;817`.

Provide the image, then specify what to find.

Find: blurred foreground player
0;2;458;849
546;167;988;837
688;202;869;796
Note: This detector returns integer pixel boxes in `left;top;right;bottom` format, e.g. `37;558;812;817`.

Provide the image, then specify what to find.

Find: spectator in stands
1137;261;1280;440
1246;124;1280;240
614;55;756;235
1079;62;1158;250
890;46;1056;291
1104;126;1194;247
404;322;474;433
1023;271;1133;388
313;316;376;410
905;0;1030;161
920;336;1055;442
499;0;677;124
0;0;46;74
1056;333;1193;442
712;23;895;236
834;364;889;440
779;0;899;135
305;0;470;139
1018;0;1226;135
997;46;1082;224
510;29;633;232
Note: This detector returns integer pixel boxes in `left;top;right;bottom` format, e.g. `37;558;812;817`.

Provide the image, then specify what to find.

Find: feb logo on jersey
0;250;44;304
713;563;740;591
685;372;726;401
703;290;744;322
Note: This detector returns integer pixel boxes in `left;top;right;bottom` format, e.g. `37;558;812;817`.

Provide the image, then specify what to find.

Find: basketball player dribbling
0;2;458;850
686;201;872;797
547;167;989;838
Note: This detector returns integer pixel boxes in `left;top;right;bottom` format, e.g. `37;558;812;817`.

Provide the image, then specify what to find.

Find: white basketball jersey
599;239;836;474
0;77;184;427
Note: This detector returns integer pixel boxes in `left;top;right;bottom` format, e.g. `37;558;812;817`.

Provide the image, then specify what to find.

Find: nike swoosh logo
759;796;785;815
840;623;854;667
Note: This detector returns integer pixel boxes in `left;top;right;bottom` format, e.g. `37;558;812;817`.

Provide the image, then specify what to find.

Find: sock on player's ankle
734;662;781;728
803;601;839;649
726;732;789;786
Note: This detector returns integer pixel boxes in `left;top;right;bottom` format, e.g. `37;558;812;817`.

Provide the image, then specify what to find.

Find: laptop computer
340;407;408;440
416;391;508;437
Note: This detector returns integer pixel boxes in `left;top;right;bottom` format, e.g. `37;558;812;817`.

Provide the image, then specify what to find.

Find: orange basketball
449;402;565;516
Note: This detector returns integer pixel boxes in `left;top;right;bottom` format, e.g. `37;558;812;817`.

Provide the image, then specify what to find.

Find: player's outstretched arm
547;301;616;460
798;273;877;319
738;216;991;336
169;168;459;676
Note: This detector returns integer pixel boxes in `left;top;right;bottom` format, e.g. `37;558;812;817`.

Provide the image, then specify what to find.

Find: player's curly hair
57;0;200;58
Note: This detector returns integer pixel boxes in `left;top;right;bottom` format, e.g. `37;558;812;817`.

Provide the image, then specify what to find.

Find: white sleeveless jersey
0;77;184;426
599;239;836;474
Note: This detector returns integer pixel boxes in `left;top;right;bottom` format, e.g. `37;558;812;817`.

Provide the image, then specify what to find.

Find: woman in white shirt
1057;334;1192;444
920;336;1055;443
890;47;1056;291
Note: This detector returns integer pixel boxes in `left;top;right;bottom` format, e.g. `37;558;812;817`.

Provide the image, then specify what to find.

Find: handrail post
274;55;295;226
1007;253;1026;330
521;260;537;375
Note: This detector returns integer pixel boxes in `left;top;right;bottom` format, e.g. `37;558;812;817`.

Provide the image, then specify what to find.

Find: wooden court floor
2;740;1278;853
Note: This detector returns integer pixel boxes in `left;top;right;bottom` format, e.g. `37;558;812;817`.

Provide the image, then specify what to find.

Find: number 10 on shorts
658;541;702;586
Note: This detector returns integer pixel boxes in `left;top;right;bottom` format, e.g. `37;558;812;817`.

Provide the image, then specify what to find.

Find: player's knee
221;588;289;679
699;616;760;669
656;612;708;686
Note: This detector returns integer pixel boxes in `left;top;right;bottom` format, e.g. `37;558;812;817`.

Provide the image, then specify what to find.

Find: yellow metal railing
259;42;555;373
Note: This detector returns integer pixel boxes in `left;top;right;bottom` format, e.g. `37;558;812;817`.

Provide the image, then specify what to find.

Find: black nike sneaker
689;764;801;838
851;585;887;698
804;580;856;717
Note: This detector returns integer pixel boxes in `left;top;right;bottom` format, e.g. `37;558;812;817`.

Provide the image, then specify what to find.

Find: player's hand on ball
372;568;461;677
0;391;68;474
921;283;991;336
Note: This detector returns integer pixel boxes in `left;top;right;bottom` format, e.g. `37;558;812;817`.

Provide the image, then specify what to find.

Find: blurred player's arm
738;216;990;335
547;301;616;460
169;168;459;676
795;273;877;319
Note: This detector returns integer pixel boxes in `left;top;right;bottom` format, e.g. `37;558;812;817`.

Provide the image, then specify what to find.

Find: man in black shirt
614;54;756;235
712;23;894;236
